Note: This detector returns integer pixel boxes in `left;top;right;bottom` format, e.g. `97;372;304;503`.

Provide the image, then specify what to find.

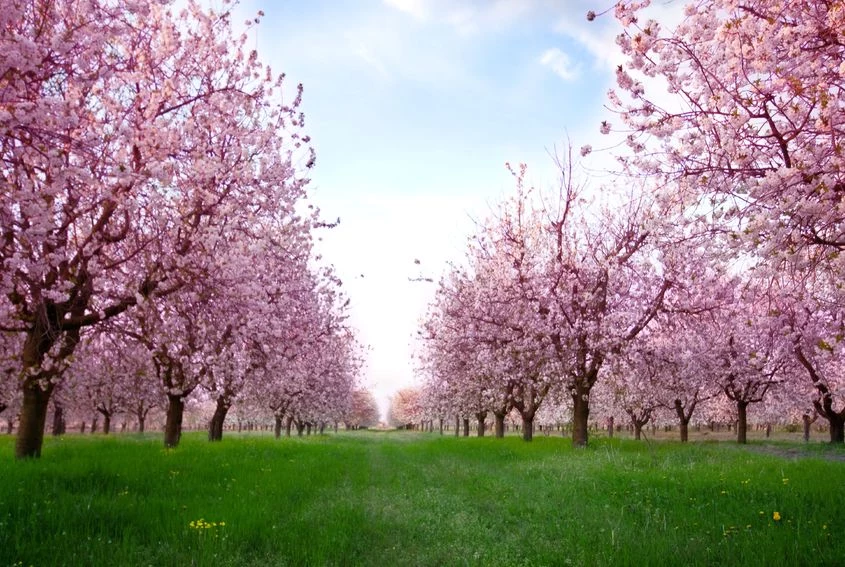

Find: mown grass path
1;432;843;566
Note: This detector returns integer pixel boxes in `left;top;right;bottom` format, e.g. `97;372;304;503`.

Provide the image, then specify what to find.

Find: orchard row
0;0;375;458
408;0;845;446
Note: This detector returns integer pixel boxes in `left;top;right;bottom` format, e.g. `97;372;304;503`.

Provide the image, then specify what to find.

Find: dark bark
101;412;111;435
634;422;643;440
493;412;505;438
454;415;460;437
15;381;54;458
521;414;534;442
164;394;185;448
572;387;590;447
91;415;99;434
285;415;293;437
476;411;487;437
296;420;305;436
274;415;283;439
830;414;845;443
138;415;146;433
438;418;443;435
208;397;231;441
607;416;614;439
462;418;470;437
736;401;748;444
51;402;66;436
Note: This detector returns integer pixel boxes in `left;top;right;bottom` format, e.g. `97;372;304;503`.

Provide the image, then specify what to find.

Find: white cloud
539;48;580;81
384;0;429;20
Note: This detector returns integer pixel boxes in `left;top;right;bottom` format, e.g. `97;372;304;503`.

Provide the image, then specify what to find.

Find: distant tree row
414;0;844;446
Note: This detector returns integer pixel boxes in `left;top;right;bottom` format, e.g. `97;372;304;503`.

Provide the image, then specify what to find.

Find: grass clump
0;432;843;566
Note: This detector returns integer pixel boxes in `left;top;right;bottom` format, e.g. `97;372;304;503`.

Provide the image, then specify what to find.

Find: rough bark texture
164;395;185;448
15;381;53;458
736;401;748;444
571;388;590;447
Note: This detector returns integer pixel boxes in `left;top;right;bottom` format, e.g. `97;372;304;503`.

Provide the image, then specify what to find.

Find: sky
231;0;679;419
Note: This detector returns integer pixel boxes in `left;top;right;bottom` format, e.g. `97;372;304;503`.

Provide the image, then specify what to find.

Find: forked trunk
208;397;230;442
571;388;590;448
15;381;54;458
164;394;185;448
736;401;748;444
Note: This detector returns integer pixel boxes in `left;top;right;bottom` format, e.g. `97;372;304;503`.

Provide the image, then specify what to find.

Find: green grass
1;432;843;566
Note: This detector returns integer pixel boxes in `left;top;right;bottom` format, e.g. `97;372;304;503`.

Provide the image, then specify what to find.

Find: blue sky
233;0;655;417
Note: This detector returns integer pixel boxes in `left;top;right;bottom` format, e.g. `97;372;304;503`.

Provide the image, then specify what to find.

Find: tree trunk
607;416;614;439
138;414;146;433
208;397;230;442
52;402;65;436
454;415;460;437
462;418;469;437
634;422;643;441
476;411;487;437
164;394;185;448
521;414;534;442
15;381;54;458
736;401;748;444
679;419;689;442
829;413;845;444
91;415;99;434
571;387;590;447
296;420;305;436
803;414;813;442
274;415;283;439
285;416;293;437
493;412;505;438
102;412;111;435
439;418;443;435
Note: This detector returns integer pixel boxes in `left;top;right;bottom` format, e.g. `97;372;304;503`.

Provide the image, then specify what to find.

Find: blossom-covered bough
0;0;364;457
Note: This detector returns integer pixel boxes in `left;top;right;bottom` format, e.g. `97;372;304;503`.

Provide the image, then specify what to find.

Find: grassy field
1;431;843;566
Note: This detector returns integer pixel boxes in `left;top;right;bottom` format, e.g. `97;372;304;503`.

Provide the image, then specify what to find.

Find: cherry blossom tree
1;0;315;457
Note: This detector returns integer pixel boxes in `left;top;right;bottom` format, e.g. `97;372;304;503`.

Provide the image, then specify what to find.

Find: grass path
1;432;843;566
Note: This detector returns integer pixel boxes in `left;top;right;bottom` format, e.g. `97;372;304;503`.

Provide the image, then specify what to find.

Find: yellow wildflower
773;512;781;521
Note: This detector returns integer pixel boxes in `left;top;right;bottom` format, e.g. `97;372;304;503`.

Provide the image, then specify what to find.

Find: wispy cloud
383;0;537;36
539;48;580;81
384;0;429;20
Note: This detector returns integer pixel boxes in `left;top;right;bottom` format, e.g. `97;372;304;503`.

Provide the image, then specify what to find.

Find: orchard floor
1;431;844;566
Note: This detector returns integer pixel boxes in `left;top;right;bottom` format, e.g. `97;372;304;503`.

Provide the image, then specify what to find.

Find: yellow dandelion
773;512;781;521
